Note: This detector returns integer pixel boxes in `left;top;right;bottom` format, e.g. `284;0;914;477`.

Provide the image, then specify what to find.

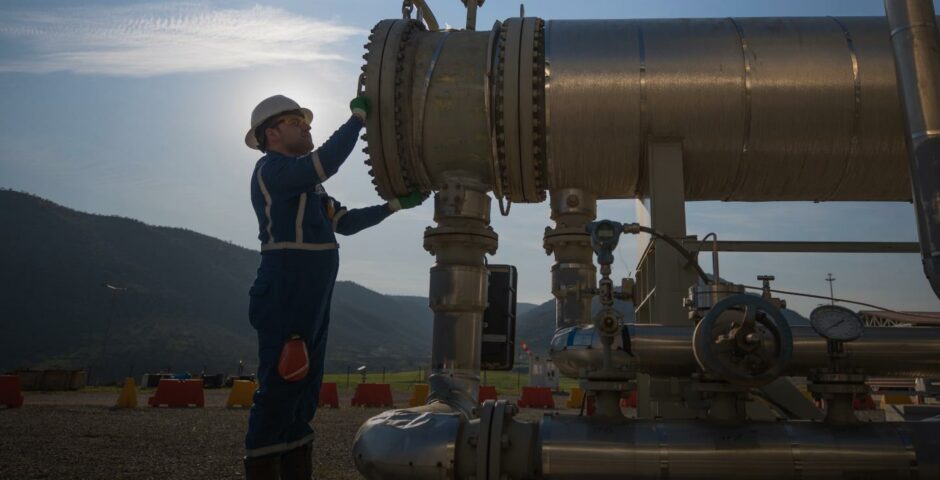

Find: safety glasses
276;116;309;129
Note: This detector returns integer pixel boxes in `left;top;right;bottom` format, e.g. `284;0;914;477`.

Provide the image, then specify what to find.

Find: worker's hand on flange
388;191;427;212
350;96;371;121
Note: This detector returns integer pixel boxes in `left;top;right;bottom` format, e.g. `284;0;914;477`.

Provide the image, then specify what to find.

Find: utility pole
825;273;836;305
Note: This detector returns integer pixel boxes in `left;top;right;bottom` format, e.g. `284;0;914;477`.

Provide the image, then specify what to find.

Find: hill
0;190;437;381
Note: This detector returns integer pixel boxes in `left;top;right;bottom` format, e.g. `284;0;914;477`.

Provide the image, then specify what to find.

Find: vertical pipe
423;182;498;416
885;0;940;299
544;188;597;330
466;0;478;31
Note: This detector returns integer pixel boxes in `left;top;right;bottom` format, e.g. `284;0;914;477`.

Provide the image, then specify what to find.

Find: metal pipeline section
360;16;931;203
885;0;940;299
353;185;498;477
535;416;940;479
544;188;597;331
356;401;940;479
354;13;940;480
550;324;940;379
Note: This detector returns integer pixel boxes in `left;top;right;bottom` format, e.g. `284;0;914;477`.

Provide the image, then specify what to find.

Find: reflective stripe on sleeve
312;152;328;182
331;208;348;232
256;163;275;245
295;193;307;243
245;432;316;458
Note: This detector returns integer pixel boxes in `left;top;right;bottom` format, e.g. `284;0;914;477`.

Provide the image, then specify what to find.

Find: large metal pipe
885;0;940;299
356;402;940;479
536;415;940;479
422;183;498;415
550;324;940;378
361;16;936;202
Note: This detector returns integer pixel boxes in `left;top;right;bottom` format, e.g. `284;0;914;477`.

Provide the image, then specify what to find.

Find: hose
624;223;711;283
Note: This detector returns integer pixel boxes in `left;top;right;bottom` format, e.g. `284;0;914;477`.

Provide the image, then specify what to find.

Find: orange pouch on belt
278;335;309;382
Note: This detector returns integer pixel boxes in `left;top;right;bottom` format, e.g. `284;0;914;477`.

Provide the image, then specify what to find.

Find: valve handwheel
692;294;793;387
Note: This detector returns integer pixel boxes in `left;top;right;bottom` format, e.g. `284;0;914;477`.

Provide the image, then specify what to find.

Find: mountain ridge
0;189;548;381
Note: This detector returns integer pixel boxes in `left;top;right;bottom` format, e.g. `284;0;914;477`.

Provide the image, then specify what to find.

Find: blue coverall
245;115;391;457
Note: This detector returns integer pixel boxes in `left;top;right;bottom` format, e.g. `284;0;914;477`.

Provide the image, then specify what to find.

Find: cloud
0;2;364;76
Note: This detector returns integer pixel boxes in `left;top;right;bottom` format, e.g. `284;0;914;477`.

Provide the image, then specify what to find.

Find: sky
1;0;939;316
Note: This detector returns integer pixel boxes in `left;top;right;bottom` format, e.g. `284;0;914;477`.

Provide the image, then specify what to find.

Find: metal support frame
634;140;701;419
684;240;920;253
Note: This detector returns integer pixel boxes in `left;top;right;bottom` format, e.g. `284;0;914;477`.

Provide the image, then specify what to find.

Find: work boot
244;453;280;480
279;442;313;479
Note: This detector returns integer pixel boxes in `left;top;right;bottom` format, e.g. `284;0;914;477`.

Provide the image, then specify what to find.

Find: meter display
809;305;864;342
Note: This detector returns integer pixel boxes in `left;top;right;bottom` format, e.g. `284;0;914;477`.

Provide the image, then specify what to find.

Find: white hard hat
244;95;314;150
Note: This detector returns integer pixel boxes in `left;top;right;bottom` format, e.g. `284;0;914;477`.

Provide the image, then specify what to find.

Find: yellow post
227;380;258;408
880;393;914;408
115;377;138;409
408;383;429;407
565;387;584;409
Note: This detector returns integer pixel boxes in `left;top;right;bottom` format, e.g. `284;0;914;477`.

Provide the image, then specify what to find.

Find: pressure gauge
809;305;863;342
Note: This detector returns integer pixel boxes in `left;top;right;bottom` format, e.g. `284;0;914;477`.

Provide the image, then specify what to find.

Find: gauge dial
809;305;863;342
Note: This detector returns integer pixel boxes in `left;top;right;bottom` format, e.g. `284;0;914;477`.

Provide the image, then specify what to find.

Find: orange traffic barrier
620;391;637;408
351;383;393;407
517;386;554;409
319;382;339;408
148;379;204;407
0;375;24;409
226;380;257;408
407;384;429;407
479;385;498;403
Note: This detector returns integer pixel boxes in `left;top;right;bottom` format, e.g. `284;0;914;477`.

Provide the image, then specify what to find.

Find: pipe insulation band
360;16;940;202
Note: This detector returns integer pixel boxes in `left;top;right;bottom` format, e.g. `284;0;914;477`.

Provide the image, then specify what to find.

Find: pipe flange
486;21;505;201
362;19;425;200
393;20;426;195
362;20;398;199
492;22;513;201
493;18;547;204
423;226;499;257
476;400;512;480
529;18;548;201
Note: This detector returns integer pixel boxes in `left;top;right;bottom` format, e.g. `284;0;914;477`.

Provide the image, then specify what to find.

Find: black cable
739;284;940;321
634;225;711;283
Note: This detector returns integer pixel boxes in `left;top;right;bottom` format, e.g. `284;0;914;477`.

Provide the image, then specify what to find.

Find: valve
692;294;793;387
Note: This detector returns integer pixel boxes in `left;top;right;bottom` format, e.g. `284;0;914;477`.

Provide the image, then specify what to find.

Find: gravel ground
0;390;393;480
0;389;574;479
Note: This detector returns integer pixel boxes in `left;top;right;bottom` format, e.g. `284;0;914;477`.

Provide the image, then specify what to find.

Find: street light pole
825;273;836;305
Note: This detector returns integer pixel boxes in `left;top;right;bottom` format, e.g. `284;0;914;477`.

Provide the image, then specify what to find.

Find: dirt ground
0;389;561;480
0;390;395;480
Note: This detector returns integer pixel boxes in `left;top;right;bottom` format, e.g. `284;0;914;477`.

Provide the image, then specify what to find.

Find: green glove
389;191;426;212
350;96;371;120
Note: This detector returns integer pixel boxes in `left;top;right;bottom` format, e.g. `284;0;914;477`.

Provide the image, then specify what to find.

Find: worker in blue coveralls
242;94;425;479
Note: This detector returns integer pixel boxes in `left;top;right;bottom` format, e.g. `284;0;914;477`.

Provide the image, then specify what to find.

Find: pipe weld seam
827;16;862;201
726;17;753;201
890;22;938;38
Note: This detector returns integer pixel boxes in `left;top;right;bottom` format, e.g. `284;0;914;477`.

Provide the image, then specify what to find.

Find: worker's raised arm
306;114;364;183
329;191;427;236
310;97;370;180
